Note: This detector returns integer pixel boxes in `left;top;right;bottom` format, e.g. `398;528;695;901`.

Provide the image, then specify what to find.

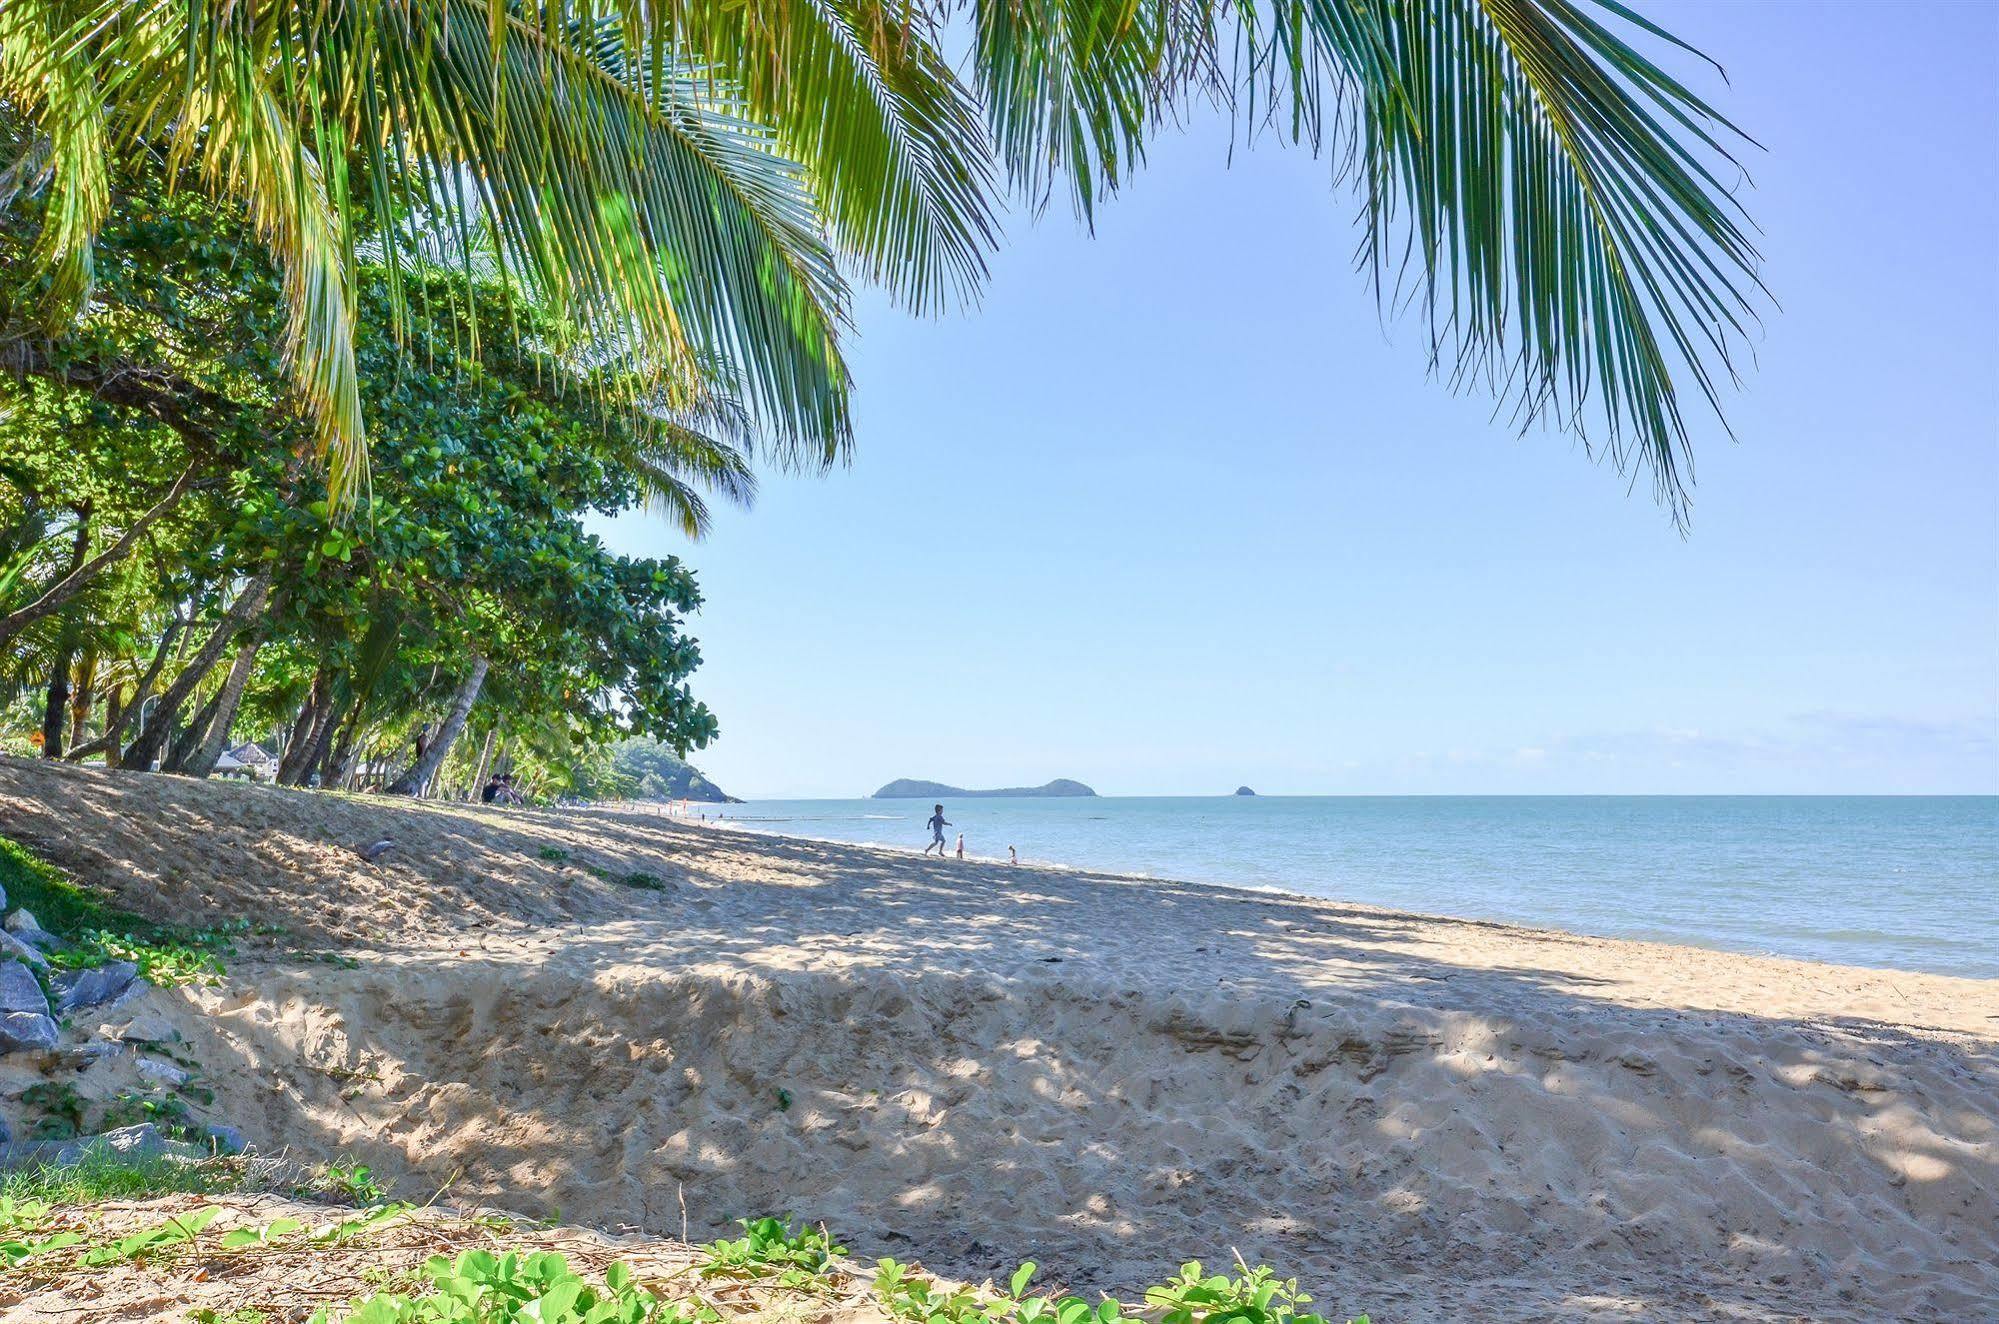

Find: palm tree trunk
64;620;184;764
121;569;272;771
38;650;73;757
68;649;96;750
387;657;488;797
470;728;497;799
162;683;227;772
182;624;268;779
277;676;339;786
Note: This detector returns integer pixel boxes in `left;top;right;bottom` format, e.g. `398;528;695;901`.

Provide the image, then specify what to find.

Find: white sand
3;759;1995;1321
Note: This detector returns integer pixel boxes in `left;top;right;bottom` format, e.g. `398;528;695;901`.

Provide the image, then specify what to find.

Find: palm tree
1;0;1761;520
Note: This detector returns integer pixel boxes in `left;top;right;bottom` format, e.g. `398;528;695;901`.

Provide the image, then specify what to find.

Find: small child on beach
1008;845;1018;865
923;804;951;855
955;832;966;859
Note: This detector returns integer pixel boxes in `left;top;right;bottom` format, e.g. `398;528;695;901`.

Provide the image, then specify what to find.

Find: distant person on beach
955;832;966;859
1008;845;1018;865
480;775;505;804
923;804;951;855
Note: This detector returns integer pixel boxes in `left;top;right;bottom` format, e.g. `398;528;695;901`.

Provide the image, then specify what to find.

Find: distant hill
872;778;1096;799
1234;786;1257;796
609;739;741;803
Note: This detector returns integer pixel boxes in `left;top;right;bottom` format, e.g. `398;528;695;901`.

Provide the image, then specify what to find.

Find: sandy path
3;760;1995;1321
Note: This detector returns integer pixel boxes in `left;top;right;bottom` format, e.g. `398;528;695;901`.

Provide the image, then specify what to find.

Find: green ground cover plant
697;1216;843;1286
1;834;234;985
315;1249;714;1324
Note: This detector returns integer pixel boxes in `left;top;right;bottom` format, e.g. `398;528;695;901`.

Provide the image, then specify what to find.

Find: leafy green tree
2;183;738;779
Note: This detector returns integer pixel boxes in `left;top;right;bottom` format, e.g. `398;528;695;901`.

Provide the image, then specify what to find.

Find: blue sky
601;0;1998;798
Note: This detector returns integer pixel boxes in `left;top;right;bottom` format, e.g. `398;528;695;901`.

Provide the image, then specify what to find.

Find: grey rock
0;1123;205;1169
0;960;47;1014
3;909;60;952
0;1114;9;1145
202;1124;247;1155
49;961;139;1015
0;878;7;910
107;1014;180;1046
0;1011;58;1053
135;1054;193;1088
0;929;47;968
94;1123;189;1157
359;838;398;862
64;1040;125;1067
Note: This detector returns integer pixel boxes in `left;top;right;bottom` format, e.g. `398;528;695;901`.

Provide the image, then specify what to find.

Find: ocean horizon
714;793;1999;980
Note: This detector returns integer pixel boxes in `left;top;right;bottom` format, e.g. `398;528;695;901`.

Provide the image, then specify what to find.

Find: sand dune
3;758;1995;1321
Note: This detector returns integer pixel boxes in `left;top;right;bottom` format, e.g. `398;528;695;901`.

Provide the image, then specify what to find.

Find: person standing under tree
924;804;951;855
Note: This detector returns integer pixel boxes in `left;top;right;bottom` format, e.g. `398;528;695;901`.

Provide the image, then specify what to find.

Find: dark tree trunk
163;683;228;773
184;625;267;779
278;675;340;786
34;513;91;757
39;650;72;758
387;657;488;797
276;685;320;783
122;570;271;771
64;619;183;764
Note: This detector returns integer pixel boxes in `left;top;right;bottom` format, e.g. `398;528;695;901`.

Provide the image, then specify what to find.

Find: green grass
0;834;234;986
0;1149;248;1204
0;834;133;937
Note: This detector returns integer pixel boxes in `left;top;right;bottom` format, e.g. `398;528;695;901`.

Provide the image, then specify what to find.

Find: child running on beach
923;804;951;855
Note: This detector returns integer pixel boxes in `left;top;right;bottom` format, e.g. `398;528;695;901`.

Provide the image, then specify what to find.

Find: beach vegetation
0;1149;248;1204
699;1215;844;1285
321;1161;391;1207
1;832;236;982
311;1250;715;1324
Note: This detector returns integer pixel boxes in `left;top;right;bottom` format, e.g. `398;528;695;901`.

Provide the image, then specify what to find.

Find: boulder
202;1124;247;1156
0;1123;205;1169
0;1010;59;1053
49;961;139;1015
3;908;60;952
358;838;398;863
0;959;50;1017
0;929;47;969
62;1040;125;1068
105;1014;180;1046
0;878;7;910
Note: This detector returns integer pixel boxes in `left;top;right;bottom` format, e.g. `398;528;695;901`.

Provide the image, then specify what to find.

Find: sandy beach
2;758;1995;1321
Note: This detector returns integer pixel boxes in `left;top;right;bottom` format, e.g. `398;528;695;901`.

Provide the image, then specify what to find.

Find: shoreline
657;805;1999;992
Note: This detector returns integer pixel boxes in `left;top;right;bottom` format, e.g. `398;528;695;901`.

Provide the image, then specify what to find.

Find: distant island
872;778;1096;799
610;738;741;803
1235;786;1257;796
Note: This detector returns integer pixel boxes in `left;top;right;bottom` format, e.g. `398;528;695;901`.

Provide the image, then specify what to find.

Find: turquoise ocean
713;795;1999;979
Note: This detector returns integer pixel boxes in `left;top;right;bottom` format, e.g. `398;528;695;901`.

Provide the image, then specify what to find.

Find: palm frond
649;0;1002;311
0;0;109;326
